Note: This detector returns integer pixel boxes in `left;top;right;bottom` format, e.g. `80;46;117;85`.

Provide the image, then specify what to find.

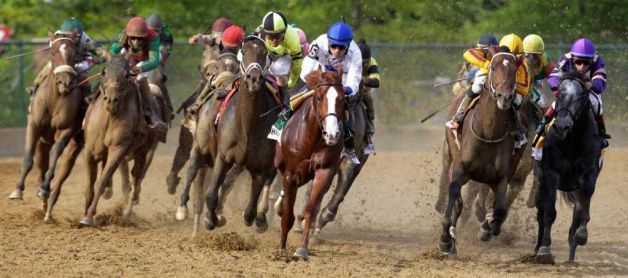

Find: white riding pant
269;55;292;82
471;71;487;95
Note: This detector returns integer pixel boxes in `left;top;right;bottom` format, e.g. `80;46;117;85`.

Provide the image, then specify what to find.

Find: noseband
239;36;270;77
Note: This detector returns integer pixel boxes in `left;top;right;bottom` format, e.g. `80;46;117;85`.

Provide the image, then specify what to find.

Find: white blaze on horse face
59;43;67;61
502;59;509;68
324;87;340;144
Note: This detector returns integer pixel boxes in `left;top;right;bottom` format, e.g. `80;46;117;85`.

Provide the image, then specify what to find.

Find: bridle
312;82;344;131
486;52;516;99
239;36;270;77
554;78;588;125
50;37;78;76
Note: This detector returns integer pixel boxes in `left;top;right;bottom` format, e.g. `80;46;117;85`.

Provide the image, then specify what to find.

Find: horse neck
109;83;139;120
235;79;271;132
472;90;512;138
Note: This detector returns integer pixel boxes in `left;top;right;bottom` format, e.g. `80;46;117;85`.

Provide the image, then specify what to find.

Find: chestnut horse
438;52;522;255
9;33;87;221
79;53;165;226
274;68;345;260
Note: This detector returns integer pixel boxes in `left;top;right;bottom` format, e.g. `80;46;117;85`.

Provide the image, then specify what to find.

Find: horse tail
560;191;575;208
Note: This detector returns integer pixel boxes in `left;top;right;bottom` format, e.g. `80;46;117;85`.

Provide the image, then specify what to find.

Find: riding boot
363;90;376;155
139;77;166;133
596;115;610;149
512;107;528;148
446;89;474;129
341;122;360;164
268;86;291;142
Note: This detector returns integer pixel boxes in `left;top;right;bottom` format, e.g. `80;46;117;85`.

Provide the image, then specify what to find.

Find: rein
469;110;512;143
487;52;516;98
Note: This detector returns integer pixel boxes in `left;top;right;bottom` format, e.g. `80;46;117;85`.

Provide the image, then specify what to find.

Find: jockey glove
344;86;354;96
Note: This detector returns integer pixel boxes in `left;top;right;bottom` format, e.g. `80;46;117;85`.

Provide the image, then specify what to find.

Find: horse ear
317;64;322;73
48;31;55;40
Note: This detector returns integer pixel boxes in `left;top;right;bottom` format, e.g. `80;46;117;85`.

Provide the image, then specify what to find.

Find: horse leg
488;177;509;237
527;173;540;208
536;168;558;263
320;160;364;230
435;139;451;213
461;181;480;224
280;177;297;250
177;147;203;221
272;172;285;218
192;166;208;236
474;184;490;223
81;152;98;224
38;129;73;200
124;154;147;219
80;145;128;227
167;126;193;194
203;158;233;230
10;124;42;200
293;182;312;233
243;173;265;232
439;165;469;255
505;169;530;211
45;137;83;223
119;160;131;202
216;165;245;219
34;142;51;211
255;171;275;233
296;168;336;260
569;185;593;262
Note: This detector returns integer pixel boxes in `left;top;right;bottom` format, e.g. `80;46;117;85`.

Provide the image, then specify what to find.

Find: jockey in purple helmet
543;38;610;148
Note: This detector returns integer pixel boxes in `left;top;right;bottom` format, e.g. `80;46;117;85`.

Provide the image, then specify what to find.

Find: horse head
305;66;345;146
239;35;268;93
49;32;79;95
487;52;517;109
551;71;589;140
101;53;133;114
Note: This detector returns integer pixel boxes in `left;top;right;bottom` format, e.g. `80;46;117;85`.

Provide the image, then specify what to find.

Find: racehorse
183;35;277;233
274;67;345;260
438;52;522;255
534;71;602;263
78;53;166;226
9;32;87;222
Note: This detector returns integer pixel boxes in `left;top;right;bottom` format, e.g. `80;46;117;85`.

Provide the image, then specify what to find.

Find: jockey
543;37;610;148
110;16;165;131
26;18;106;96
463;34;500;86
268;21;362;164
181;24;244;130
146;14;174;65
188;17;232;47
447;33;529;148
253;11;304;103
523;34;555;109
356;39;380;155
291;25;310;56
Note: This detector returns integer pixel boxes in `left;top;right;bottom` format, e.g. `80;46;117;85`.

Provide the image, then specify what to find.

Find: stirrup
514;132;528;149
364;136;376;155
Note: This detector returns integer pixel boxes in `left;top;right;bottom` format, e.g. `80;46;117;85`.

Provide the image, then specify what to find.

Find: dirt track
1;126;627;277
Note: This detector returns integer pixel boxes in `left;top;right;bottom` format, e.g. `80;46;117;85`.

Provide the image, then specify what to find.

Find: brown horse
166;45;222;191
274;68;345;260
9;33;86;218
438;52;522;255
285;90;370;236
78;53;165;226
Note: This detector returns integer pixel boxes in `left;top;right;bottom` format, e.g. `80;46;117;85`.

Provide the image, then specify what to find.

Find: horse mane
104;55;129;79
304;70;340;90
561;70;587;82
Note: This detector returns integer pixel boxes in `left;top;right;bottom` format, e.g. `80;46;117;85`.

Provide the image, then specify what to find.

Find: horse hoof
273;196;284;217
321;209;336;223
79;217;93;228
311;229;321;245
439;240;455;255
293;247;309;260
255;215;268;233
536;246;555;264
43;213;53;223
292;225;303;234
36;188;50;201
477;227;492;242
102;187;113;200
216;215;227;227
8;190;23;200
166;174;180;195
176;206;188;221
203;216;216;231
242;212;254;227
575;227;588;245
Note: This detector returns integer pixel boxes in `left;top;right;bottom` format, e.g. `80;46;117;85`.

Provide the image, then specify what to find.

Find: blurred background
1;0;626;128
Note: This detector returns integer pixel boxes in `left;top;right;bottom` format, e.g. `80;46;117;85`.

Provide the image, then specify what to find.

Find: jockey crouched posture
26;18;106;97
540;38;610;148
446;33;530;148
522;34;555;109
180;24;245;128
268;21;363;164
109;16;165;131
146;13;175;118
356;39;380;154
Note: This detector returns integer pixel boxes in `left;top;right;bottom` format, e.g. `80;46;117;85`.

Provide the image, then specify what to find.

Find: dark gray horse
534;71;602;263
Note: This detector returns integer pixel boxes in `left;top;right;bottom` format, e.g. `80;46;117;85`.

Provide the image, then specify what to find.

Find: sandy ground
1;125;627;277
